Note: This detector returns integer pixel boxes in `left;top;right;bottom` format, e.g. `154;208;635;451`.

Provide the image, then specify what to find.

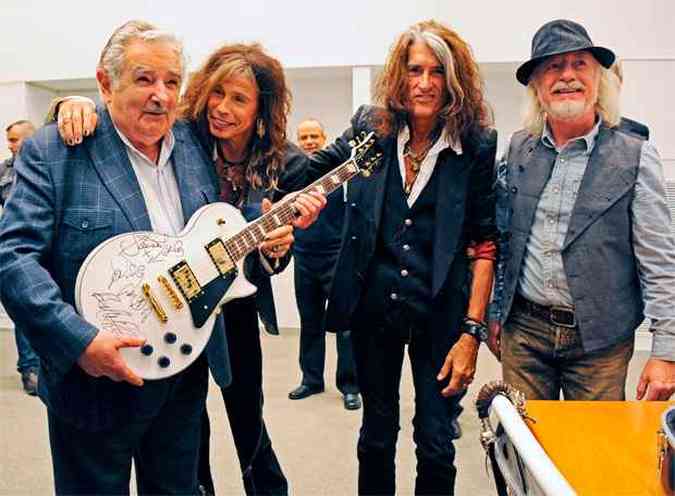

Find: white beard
545;99;589;121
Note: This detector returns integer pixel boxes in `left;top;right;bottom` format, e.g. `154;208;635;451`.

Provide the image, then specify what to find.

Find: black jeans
294;251;358;394
199;297;287;495
351;328;461;495
49;357;207;495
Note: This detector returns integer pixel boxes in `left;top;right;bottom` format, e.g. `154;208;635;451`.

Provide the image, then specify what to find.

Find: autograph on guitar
75;132;382;380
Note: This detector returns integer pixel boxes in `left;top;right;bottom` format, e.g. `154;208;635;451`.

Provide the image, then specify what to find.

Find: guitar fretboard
222;159;361;263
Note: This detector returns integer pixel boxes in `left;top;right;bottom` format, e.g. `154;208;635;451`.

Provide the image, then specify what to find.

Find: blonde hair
522;63;621;135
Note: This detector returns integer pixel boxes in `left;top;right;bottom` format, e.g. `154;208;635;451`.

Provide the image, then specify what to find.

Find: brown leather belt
513;293;577;328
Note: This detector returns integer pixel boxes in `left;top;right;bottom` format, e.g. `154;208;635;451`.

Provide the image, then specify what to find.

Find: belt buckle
550;306;576;328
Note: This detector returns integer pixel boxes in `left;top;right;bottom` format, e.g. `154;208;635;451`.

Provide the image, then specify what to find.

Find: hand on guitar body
77;330;146;386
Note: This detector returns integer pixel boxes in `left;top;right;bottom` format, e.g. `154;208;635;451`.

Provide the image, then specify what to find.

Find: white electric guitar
75;132;382;380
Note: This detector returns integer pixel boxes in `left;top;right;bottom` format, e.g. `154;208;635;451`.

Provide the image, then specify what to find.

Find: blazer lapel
85;107;152;231
371;137;396;233
170;127;217;222
431;149;471;296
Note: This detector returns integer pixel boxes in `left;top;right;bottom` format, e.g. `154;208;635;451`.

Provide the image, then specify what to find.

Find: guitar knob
158;356;171;368
180;344;193;355
140;344;154;356
164;332;177;344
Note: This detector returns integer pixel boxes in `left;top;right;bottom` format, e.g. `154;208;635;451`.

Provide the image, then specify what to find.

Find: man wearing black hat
489;19;675;401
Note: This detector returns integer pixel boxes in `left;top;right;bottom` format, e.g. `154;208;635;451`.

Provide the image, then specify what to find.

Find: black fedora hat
516;19;615;85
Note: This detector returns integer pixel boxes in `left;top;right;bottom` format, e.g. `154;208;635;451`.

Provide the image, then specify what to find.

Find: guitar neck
222;158;361;264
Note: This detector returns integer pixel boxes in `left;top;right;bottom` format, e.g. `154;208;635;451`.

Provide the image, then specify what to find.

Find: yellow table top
525;400;674;496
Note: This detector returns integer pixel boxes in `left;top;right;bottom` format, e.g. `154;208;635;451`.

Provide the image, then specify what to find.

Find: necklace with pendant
404;140;434;172
403;139;434;196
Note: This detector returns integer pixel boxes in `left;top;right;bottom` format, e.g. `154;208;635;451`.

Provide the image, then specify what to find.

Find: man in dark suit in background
0;20;232;494
1;119;40;396
289;118;361;410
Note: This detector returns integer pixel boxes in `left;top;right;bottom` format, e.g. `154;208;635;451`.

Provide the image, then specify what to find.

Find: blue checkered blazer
0;107;231;430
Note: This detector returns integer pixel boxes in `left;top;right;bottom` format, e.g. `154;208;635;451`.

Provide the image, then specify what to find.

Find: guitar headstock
348;131;383;178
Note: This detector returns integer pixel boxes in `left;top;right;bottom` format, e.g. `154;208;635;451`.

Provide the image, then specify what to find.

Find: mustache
551;81;585;93
143;102;169;115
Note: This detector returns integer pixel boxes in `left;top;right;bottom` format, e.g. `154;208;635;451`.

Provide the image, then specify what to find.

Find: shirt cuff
650;329;675;361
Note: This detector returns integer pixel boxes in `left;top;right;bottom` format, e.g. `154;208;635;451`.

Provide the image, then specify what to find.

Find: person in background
1;119;39;396
289;118;361;410
489;19;675;402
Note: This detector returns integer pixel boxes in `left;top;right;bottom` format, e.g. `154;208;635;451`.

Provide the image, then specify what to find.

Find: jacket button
403;244;410;251
81;220;89;229
400;269;409;277
351;202;357;208
404;219;413;226
511;187;518;194
351;235;357;240
390;292;398;301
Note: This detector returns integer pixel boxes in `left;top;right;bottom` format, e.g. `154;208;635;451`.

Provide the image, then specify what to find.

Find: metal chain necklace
403;138;435;196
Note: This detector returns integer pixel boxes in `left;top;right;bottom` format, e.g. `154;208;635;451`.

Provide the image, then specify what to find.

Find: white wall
2;0;673;81
0;1;672;339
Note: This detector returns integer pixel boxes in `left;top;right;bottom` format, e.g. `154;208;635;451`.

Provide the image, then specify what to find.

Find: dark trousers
294;251;358;394
199;297;287;495
351;328;461;495
48;357;207;495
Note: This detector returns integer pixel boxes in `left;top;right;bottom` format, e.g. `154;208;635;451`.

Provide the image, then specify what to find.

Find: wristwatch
461;317;488;342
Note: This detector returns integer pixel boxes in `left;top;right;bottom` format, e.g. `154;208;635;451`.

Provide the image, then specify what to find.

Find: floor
0;326;649;495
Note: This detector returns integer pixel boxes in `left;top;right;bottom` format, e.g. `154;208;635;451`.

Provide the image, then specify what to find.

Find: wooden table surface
525;400;674;495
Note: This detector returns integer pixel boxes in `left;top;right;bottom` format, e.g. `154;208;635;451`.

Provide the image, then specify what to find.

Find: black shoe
450;418;462;440
343;393;361;410
21;370;38;396
288;384;324;400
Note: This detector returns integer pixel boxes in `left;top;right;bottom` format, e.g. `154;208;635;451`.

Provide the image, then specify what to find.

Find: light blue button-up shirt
514;119;675;359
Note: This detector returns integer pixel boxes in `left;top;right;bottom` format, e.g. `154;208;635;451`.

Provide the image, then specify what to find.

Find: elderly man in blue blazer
0;21;232;495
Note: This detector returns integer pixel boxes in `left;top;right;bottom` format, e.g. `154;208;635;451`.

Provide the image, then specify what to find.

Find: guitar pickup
206;239;235;276
169;261;203;301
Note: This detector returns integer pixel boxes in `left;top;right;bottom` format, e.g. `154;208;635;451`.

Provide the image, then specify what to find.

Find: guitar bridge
142;283;168;323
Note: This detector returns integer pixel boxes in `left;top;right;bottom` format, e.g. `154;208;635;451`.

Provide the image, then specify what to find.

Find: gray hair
522;63;621;135
98;20;186;88
408;28;464;119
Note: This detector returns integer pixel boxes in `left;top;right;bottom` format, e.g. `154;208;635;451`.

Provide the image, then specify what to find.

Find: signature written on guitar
109;234;184;289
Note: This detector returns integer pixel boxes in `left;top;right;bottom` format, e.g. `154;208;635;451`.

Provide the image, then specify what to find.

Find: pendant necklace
403;139;434;196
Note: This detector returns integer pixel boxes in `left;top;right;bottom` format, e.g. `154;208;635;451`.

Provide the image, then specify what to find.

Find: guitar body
74;130;383;380
75;203;257;380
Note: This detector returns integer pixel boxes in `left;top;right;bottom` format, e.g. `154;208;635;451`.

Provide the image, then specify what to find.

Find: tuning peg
361;170;371;177
349;140;356;147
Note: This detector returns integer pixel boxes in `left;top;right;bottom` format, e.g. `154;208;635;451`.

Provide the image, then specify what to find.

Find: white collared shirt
397;125;463;206
114;125;185;236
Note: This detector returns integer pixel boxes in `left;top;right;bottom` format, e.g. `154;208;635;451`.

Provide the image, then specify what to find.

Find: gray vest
502;126;644;352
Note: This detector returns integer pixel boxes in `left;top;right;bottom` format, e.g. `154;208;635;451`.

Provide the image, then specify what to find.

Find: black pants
49;357;208;495
199;296;287;495
351;328;461;496
294;251;358;394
